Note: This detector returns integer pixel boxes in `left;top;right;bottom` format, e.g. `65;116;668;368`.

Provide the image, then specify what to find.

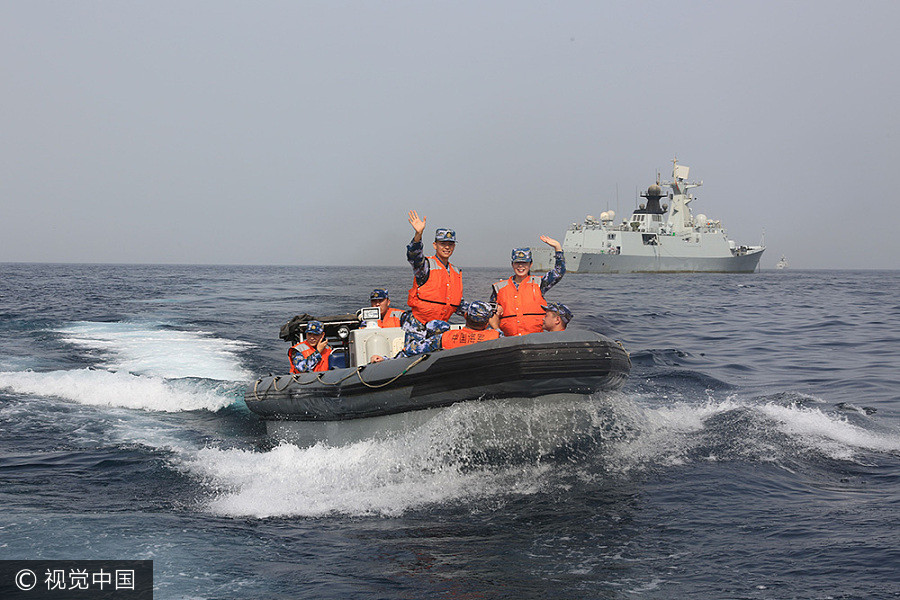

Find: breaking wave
59;321;251;380
0;321;248;412
0;368;236;413
180;393;900;519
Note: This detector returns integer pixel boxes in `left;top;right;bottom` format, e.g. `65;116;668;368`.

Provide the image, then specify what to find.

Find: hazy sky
2;1;897;269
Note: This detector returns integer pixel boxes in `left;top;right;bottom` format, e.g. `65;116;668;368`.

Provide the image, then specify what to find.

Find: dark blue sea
1;264;898;599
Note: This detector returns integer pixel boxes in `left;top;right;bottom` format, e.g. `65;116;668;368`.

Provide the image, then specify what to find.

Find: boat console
280;308;409;368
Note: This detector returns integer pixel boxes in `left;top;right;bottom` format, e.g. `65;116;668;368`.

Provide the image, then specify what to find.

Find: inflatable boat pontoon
245;328;630;423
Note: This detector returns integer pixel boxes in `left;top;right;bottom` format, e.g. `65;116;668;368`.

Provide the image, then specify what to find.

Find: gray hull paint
567;249;763;273
266;393;601;447
533;248;764;274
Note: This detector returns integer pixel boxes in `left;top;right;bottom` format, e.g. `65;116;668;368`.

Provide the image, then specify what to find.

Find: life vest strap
415;295;461;307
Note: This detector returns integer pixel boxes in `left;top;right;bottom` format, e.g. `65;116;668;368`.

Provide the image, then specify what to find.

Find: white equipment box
349;326;405;367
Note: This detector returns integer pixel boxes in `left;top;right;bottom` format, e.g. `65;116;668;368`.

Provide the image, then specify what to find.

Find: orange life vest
377;308;405;328
494;276;546;336
441;327;500;349
408;256;463;323
288;340;332;374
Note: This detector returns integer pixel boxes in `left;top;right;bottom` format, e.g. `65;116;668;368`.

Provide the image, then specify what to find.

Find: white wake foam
59;321;251;381
190;441;547;518
172;393;900;519
184;398;601;518
609;396;900;468
0;369;235;413
758;402;900;459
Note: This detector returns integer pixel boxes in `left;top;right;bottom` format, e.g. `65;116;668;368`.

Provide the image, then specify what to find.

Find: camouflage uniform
291;348;325;373
398;320;452;357
400;302;501;356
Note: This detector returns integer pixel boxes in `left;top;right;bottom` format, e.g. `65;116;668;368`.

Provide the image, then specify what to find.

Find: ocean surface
1;263;898;599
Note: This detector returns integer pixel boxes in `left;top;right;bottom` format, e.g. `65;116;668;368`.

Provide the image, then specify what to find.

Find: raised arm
407;210;430;285
539;235;566;292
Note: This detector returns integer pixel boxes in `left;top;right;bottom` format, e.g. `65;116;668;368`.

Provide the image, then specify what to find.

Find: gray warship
531;159;765;273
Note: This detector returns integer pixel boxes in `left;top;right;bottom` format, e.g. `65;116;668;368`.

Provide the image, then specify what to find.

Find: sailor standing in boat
288;320;332;373
400;301;501;356
404;210;469;340
489;237;565;336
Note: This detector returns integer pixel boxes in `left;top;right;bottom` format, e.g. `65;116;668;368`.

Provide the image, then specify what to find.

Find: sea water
1;264;898;599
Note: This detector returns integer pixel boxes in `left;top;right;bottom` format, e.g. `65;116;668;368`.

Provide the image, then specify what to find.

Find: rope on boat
272;375;299;391
315;369;362;387
252;370;311;401
356;354;428;389
354;354;429;389
251;354;430;399
252;374;297;401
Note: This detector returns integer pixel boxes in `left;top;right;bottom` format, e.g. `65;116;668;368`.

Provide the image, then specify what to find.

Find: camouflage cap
466;301;494;324
542;302;573;325
511;247;532;263
434;228;457;243
370;288;389;300
306;320;325;335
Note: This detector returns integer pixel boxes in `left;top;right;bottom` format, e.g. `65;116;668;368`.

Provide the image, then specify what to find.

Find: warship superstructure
531;159;764;273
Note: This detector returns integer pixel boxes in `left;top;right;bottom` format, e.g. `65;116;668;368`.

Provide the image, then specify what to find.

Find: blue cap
511;247;532;263
370;288;389;300
426;320;451;335
542;303;573;325
434;228;457;243
306;320;325;335
466;301;494;324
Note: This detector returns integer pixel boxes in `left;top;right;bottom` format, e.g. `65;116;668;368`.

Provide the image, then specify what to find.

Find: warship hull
533;247;764;274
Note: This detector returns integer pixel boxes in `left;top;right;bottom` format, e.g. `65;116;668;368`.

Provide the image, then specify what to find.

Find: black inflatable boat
245;329;630;422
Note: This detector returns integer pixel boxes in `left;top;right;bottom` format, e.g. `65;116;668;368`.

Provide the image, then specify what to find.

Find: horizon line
1;261;897;272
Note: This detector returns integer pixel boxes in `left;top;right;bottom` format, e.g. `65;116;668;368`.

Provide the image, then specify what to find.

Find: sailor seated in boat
364;288;406;363
541;302;572;332
489;238;565;336
364;288;405;328
400;301;501;357
288;320;332;373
